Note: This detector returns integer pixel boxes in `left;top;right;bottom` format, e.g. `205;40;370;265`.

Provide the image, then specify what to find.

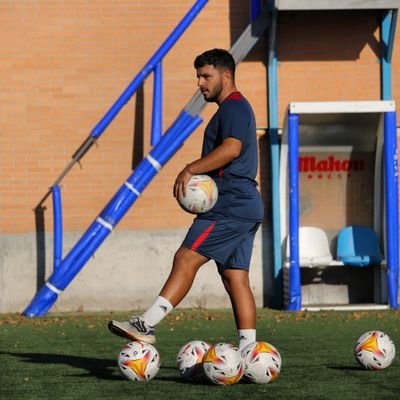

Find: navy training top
199;92;264;222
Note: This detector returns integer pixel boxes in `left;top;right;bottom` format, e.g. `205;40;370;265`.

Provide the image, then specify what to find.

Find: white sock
238;329;256;351
141;296;173;327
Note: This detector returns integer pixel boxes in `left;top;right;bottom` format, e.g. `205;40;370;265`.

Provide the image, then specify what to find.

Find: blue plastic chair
337;226;383;267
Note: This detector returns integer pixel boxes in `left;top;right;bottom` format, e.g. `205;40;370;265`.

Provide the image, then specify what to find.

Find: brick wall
278;10;384;112
0;2;398;235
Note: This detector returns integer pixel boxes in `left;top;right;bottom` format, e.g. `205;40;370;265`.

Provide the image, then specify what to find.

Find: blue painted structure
286;113;301;311
384;111;399;308
151;62;163;146
51;186;63;270
25;112;202;316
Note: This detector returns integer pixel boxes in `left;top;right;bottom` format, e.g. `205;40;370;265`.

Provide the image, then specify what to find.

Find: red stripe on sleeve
191;222;216;251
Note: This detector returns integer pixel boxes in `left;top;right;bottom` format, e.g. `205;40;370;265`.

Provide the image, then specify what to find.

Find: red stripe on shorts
191;222;216;251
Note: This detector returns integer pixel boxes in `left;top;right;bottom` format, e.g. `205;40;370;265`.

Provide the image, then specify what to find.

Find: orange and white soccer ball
178;175;218;214
118;341;160;381
241;341;282;384
202;343;244;385
176;340;211;382
354;330;395;370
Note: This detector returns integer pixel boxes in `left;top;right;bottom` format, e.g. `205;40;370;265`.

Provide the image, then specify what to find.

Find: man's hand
173;165;194;199
173;137;242;200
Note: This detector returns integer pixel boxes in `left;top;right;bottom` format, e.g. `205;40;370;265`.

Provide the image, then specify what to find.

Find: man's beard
203;82;223;103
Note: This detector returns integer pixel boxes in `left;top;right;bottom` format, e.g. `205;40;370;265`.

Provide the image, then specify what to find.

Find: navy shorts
181;216;260;274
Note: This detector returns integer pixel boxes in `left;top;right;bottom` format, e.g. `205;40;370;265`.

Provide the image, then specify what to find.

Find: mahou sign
299;155;365;179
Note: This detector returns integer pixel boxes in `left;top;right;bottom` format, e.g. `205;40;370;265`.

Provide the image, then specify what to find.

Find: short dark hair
194;48;235;80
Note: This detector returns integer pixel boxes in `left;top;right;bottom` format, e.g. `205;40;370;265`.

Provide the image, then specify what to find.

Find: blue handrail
51;185;63;270
151;62;163;146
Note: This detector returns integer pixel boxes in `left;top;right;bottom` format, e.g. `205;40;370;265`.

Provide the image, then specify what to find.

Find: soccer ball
177;175;218;214
354;330;396;370
241;341;282;384
118;341;160;381
176;340;211;382
202;342;244;385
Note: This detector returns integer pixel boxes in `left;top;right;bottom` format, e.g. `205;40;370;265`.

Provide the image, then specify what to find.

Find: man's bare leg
221;269;256;349
159;246;209;306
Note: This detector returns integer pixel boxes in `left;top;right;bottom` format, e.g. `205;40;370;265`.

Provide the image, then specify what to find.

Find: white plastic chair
286;226;333;267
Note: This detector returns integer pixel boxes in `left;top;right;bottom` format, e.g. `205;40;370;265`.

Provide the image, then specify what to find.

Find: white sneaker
108;316;156;344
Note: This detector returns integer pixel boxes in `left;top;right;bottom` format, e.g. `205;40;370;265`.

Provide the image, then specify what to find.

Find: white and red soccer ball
177;175;218;214
202;342;244;385
117;330;397;384
118;341;160;381
241;341;282;384
176;340;211;382
354;330;395;370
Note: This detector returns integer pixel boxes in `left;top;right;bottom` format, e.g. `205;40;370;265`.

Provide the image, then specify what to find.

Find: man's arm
173;137;242;199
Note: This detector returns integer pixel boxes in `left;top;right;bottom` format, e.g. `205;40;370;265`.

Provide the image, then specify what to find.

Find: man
108;48;264;350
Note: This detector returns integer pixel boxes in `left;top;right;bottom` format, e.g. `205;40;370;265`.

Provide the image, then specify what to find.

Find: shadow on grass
1;352;209;384
156;376;237;386
328;365;363;371
148;364;213;385
2;352;254;385
1;352;121;380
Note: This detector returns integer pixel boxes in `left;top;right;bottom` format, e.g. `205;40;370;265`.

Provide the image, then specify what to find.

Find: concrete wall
0;229;270;314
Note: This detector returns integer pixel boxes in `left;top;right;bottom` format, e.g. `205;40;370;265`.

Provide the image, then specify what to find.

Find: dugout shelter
280;101;398;311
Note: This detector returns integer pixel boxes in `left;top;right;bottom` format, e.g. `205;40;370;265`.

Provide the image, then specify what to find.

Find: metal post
250;0;261;20
381;9;398;100
267;2;283;307
287;113;301;311
384;111;399;309
51;186;63;270
151;62;163;146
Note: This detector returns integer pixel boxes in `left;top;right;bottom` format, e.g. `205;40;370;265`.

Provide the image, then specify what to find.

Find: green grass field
1;309;399;399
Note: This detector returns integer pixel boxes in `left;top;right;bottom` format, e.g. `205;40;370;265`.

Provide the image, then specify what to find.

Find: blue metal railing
51;186;63;270
24;0;208;317
151;62;163;146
